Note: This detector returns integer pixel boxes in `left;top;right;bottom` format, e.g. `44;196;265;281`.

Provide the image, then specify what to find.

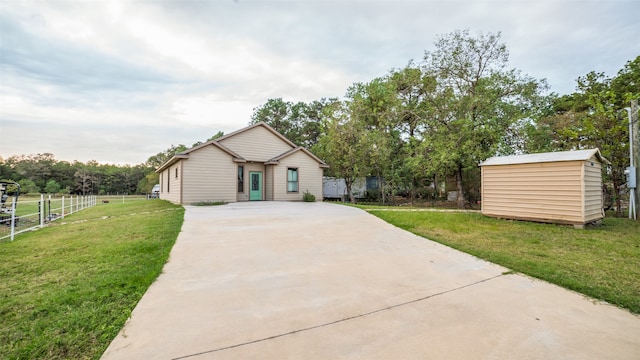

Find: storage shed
480;149;608;226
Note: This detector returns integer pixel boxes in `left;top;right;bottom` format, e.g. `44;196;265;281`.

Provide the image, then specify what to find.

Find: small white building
480;149;608;226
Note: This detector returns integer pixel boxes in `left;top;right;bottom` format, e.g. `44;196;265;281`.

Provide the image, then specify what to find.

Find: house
156;122;328;204
479;149;608;227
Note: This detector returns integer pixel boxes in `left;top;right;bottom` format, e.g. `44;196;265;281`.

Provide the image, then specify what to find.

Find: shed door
249;172;263;201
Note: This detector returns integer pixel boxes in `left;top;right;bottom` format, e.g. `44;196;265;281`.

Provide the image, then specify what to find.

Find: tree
18;179;39;194
6;153;55;190
44;180;61;194
137;171;159;194
575;72;629;214
0;157;17;181
422;30;547;208
347;78;407;203
527;58;640;216
74;169;94;195
251;98;330;148
298;99;329;149
145;144;188;169
207;131;225;141
387;64;439;200
250;98;295;139
611;56;640;101
315;100;369;203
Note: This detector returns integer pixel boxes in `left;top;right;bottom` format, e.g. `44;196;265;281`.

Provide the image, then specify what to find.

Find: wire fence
0;194;156;242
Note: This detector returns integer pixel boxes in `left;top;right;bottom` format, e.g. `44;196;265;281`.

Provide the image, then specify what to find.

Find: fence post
61;196;65;219
48;194;51;222
10;195;16;241
39;194;45;228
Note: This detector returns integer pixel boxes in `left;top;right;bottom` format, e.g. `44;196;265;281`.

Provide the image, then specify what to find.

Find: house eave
268;146;329;168
156;154;188;173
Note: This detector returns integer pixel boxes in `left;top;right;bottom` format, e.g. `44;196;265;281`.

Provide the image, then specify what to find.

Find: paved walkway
102;202;640;359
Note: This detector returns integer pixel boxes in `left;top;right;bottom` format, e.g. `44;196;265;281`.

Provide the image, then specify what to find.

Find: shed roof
480;148;608;166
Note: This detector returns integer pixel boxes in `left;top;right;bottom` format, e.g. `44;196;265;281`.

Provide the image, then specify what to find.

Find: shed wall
272;151;323;201
481;161;588;224
218;126;293;162
583;159;604;222
181;145;236;204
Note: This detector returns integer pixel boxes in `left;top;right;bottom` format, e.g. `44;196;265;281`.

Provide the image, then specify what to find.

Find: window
175;168;178;178
287;168;298;193
237;166;244;193
167;168;170;193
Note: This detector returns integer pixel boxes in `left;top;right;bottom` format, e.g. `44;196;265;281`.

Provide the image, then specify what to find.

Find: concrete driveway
102;202;640;359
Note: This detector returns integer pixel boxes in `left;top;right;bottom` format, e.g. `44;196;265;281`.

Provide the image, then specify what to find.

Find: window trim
287;167;299;193
237;165;244;193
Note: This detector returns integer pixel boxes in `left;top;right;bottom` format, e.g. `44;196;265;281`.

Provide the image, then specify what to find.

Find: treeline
251;30;639;213
0;131;226;196
0;153;150;195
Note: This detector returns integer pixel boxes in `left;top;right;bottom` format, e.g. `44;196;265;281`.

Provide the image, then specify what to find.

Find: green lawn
0;200;184;360
362;207;640;314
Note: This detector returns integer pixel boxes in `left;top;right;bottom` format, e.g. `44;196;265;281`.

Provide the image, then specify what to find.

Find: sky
1;0;638;166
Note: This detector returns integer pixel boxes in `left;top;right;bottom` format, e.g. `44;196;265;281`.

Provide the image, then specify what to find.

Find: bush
302;190;316;202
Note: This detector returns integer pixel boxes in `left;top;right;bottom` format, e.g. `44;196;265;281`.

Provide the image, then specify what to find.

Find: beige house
156;122;328;204
480;149;608;227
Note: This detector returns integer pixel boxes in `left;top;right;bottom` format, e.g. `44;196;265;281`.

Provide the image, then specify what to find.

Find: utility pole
625;100;639;220
632;99;639;220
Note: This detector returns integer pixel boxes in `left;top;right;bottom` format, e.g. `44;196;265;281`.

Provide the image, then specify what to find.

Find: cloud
1;0;638;165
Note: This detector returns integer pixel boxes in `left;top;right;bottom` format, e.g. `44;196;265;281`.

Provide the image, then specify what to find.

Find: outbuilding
479;149;608;227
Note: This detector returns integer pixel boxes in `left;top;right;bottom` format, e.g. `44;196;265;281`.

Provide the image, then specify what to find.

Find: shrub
302;190;316;202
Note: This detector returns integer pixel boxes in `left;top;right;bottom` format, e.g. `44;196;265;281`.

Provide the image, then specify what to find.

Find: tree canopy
2;30;637;212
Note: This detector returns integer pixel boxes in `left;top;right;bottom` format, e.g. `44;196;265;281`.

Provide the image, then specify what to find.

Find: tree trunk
380;176;386;204
345;179;355;203
613;180;622;217
456;164;465;209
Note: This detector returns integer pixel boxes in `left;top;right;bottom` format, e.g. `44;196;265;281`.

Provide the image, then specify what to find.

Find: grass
360;206;640;314
0;200;184;359
191;201;226;206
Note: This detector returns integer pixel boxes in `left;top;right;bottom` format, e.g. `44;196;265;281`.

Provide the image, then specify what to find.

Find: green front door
249;172;262;201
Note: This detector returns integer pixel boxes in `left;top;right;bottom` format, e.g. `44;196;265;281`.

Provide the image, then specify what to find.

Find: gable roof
265;147;330;168
156;122;327;172
480;148;609;167
216;122;297;148
155;141;245;173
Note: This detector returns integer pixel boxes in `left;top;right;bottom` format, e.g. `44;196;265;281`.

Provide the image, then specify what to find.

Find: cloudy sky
1;0;638;165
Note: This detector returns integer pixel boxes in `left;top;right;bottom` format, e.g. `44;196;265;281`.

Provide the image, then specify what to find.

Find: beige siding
583;159;603;222
272;151;323;201
265;165;274;201
159;165;182;204
181;145;236;204
218;125;294;161
481;161;589;224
